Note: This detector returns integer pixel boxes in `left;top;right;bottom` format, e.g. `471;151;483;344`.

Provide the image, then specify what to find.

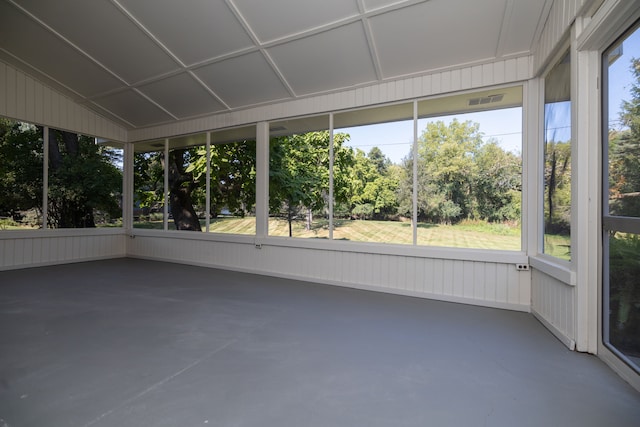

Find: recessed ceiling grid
0;0;551;129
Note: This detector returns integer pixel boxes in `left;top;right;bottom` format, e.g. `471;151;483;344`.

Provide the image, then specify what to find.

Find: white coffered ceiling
0;0;551;130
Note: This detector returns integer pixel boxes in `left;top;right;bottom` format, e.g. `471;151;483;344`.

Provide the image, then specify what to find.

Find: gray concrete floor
1;259;639;427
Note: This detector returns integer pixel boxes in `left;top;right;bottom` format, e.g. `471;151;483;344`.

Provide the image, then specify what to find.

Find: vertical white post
206;132;211;233
524;79;541;257
412;101;418;245
42;126;49;229
164;138;169;231
255;122;269;238
123;141;134;232
329;113;334;240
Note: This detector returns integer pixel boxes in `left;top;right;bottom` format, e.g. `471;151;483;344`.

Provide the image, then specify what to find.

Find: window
168;134;207;231
334;103;413;244
0;119;43;230
269;116;331;238
209;126;256;235
543;51;572;260
416;87;523;250
133;142;165;229
603;22;640;373
46;128;122;229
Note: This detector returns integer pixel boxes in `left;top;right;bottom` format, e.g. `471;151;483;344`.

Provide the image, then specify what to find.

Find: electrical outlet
515;264;530;271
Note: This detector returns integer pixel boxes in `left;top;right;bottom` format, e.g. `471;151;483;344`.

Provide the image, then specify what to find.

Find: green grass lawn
132;216;571;253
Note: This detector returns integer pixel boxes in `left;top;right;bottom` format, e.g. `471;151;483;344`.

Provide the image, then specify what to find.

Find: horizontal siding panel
0;233;126;270
0;61;126;141
531;268;575;347
125;235;529;311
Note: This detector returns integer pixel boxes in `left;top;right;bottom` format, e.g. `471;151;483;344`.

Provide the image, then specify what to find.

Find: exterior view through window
603;22;640;373
0;121;123;230
134;126;256;233
47;129;122;229
543;51;572;260
267;88;523;250
0;119;43;229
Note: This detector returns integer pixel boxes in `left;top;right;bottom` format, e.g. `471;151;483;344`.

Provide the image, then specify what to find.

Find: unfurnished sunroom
1;0;640;425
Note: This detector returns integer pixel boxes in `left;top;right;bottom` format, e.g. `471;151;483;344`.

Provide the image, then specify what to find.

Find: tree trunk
306;208;312;231
167;150;201;231
47;129;96;228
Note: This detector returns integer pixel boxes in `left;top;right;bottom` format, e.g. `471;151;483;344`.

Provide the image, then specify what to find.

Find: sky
607;27;640;130
336;107;523;165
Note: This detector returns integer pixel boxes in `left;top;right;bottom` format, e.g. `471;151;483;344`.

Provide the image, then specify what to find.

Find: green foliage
269;131;352;235
0;119;43;223
399;119;521;225
47;131;123;228
544;139;571;234
608;233;640;355
608;58;640;217
0;122;122;228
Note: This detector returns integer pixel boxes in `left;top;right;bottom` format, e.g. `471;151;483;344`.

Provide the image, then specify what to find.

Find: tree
346;147;399;220
47;129;122;228
399;119;521;225
0;120;43;224
269;131;352;236
0;121;122;228
134;140;256;231
609;58;640;216
544;140;571;233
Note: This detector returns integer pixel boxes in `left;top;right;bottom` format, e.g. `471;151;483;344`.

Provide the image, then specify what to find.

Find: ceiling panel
361;0;409;12
267;22;377;96
0;1;123;97
0;0;549;131
499;0;548;56
118;0;255;66
138;73;226;119
370;0;506;78
13;0;180;85
194;52;292;108
232;0;360;42
93;90;174;128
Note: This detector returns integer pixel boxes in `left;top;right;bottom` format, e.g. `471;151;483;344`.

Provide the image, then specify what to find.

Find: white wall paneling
533;0;593;74
0;60;127;141
127;232;531;312
531;267;576;350
0;229;126;270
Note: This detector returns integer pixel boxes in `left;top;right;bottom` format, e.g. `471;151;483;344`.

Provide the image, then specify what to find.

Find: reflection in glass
604;23;640;373
0;119;43;230
608;232;640;369
133;145;165;229
47;129;122;228
543;51;572;260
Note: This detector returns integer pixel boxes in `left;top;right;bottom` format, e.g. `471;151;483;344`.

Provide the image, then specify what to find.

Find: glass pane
607;231;640;370
209;126;256;235
168;134;206;231
0;119;43;230
543;51;572;260
47;129;122;228
604;22;640;373
606;28;640;218
334;103;413;244
133;143;165;229
269;116;330;238
416;88;523;250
